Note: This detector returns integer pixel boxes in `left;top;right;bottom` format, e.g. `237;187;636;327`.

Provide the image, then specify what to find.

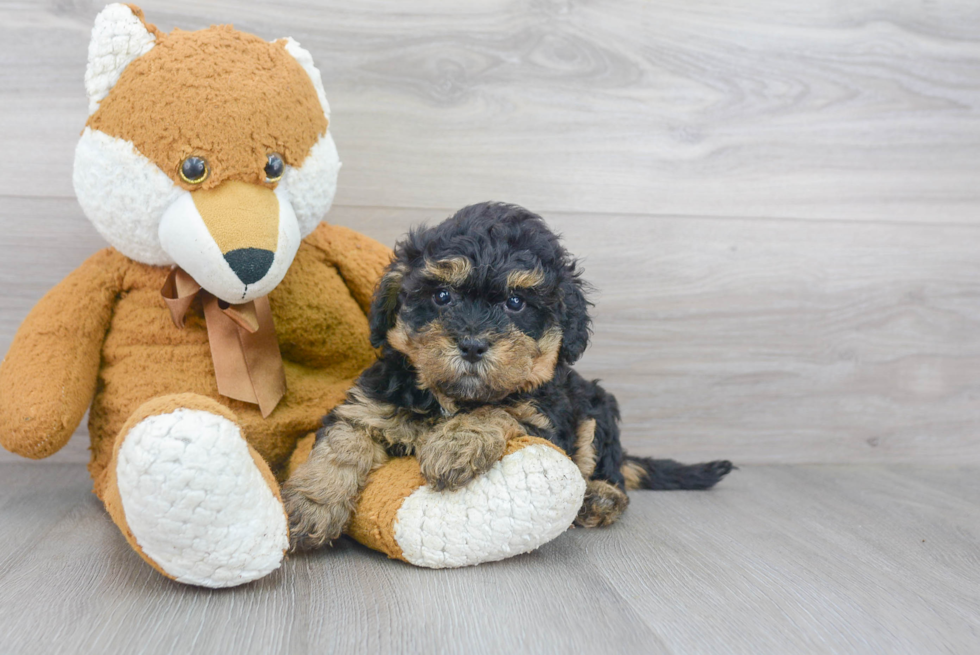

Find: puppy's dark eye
179;156;209;184
265;153;285;183
504;295;525;312
433;288;452;306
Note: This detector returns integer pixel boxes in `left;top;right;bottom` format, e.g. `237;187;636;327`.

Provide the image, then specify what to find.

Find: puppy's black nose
458;337;489;363
224;248;274;285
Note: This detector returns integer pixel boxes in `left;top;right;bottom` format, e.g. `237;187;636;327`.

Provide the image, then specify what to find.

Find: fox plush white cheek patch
74;127;180;266
277;36;340;238
280;132;341;238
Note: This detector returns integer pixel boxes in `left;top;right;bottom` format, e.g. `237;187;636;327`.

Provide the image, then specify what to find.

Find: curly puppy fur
284;202;733;549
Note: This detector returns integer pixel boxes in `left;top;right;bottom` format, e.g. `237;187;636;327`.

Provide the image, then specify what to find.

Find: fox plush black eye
433;288;452;306
265;153;285;182
179;156;209;184
505;294;525;312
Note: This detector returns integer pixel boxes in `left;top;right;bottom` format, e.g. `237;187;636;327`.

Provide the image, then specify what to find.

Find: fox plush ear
280;38;331;120
84;4;158;115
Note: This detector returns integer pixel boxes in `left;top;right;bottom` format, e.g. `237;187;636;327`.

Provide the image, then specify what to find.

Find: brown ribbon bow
161;267;286;418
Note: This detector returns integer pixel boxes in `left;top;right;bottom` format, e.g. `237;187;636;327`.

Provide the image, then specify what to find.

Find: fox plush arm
0;249;124;458
305;223;393;316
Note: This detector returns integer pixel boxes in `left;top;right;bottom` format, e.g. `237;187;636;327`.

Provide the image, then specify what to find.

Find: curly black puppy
284;202;732;549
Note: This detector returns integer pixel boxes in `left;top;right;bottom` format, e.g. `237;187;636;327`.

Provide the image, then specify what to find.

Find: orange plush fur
87;15;328;192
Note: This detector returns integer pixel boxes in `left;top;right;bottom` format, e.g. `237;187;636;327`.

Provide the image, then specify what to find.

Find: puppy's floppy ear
369;263;405;348
557;262;592;364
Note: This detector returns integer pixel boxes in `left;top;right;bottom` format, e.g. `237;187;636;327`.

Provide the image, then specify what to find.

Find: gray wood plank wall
1;0;978;465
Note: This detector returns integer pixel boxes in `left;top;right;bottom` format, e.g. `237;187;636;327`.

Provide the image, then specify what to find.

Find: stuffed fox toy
0;5;585;587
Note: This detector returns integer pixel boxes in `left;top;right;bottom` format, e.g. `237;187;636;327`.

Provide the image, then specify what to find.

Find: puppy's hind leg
572;418;630;528
576;480;630;528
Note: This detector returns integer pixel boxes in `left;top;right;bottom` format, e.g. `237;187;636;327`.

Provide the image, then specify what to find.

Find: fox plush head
73;4;340;304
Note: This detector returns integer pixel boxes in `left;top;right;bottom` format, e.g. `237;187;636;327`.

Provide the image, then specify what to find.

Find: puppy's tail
621;455;734;491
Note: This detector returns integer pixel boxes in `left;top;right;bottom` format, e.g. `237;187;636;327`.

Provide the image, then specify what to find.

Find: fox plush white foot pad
115;409;289;587
393;443;587;568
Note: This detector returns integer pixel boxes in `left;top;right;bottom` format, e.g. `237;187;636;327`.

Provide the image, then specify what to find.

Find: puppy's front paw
575;480;630;528
282;464;359;551
418;420;508;491
282;489;349;551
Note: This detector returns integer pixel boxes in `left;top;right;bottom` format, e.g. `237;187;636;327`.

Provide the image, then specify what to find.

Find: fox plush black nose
458;338;489;363
224;248;274;285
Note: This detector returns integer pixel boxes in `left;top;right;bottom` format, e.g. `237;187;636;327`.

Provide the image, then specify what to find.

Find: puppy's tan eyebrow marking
506;267;545;289
424;257;472;285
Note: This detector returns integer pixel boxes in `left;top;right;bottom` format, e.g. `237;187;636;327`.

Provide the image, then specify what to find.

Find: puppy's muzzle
458;337;489;363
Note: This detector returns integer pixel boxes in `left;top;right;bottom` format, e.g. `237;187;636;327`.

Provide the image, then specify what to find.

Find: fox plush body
0;5;585;587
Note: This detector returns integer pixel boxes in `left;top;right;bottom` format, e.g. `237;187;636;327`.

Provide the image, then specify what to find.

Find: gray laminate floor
1;463;977;654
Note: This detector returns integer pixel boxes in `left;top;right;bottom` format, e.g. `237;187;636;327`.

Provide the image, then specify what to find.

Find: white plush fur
115;409;289;588
74;128;180;266
393;444;586;568
158;186;301;304
85;4;156;115
280;132;341;238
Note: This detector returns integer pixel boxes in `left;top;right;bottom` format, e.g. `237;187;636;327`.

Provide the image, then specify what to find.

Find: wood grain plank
0;463;978;654
2;200;979;465
0;464;94;571
2;0;979;222
583;465;980;654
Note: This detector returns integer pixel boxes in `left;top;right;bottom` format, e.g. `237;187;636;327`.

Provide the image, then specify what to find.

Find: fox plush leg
351;437;586;568
100;394;289;588
287;434;587;569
